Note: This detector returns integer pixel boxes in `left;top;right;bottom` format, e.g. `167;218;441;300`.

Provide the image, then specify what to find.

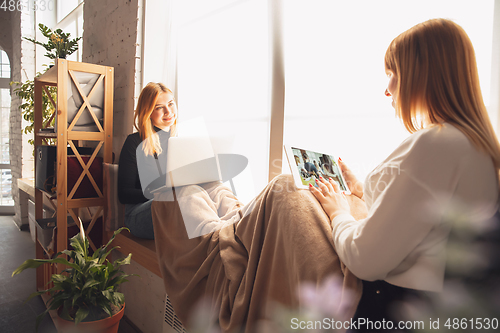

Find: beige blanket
152;174;362;333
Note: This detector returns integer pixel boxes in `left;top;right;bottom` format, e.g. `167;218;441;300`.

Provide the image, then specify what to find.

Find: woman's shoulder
125;131;142;142
414;123;470;147
373;123;476;178
401;123;473;158
119;132;142;158
123;132;143;148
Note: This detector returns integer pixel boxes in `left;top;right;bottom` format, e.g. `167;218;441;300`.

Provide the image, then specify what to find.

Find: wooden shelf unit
34;59;114;290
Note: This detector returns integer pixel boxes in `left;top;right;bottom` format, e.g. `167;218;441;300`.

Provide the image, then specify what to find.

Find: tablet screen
289;146;348;192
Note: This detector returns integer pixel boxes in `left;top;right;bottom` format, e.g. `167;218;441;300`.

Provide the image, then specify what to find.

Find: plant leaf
82;279;100;291
113;253;132;269
35;309;51;332
75;306;90;325
103;227;129;251
12;257;79;276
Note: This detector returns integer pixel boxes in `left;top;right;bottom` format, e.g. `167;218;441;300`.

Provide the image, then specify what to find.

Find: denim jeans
124;200;154;239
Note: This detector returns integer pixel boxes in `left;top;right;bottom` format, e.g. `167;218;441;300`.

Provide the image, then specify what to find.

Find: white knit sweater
332;123;498;292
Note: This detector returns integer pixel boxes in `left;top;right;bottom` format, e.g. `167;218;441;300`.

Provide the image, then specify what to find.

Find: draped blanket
152;174;362;333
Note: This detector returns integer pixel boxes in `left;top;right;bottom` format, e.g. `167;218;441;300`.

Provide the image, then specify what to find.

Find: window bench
104;163;188;332
103;163;162;277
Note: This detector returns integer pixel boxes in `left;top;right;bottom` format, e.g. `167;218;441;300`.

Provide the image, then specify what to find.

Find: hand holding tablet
284;144;350;194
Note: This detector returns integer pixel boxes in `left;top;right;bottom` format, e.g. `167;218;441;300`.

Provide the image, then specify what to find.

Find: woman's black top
117;127;169;205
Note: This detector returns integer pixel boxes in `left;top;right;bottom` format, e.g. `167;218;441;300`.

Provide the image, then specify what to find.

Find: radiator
163;295;187;333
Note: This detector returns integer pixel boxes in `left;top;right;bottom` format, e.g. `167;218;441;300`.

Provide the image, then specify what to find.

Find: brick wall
8;9;35;228
0;10;13;57
83;0;143;162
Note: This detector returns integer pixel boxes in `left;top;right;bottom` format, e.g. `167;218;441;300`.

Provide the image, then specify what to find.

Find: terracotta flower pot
56;303;125;333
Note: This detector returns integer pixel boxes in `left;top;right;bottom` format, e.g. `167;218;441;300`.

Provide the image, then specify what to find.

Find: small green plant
24;23;82;59
11;65;56;149
12;227;135;330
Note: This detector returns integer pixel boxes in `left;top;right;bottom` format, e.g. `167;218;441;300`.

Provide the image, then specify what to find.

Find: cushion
67;156;103;198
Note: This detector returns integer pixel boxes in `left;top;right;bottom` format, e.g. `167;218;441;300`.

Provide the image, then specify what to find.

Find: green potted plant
11;66;57;151
12;226;135;332
12;23;82;153
24;23;82;59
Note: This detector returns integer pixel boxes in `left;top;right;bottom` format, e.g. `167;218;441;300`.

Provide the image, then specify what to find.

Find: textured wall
83;0;143;162
8;9;35;228
0;10;13;57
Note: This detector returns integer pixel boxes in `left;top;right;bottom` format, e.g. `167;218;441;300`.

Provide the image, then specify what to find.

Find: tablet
284;144;350;194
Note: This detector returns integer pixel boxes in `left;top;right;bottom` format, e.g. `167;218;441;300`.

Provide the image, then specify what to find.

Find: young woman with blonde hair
118;82;177;239
311;18;499;330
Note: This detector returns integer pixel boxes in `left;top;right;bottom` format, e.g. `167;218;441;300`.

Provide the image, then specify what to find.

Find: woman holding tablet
310;18;499;329
118;82;177;239
149;18;498;333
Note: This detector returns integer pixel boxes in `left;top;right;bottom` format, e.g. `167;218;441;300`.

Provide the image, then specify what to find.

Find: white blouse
331;123;498;292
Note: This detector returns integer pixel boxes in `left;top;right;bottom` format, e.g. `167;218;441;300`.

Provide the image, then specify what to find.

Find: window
145;0;497;196
55;0;84;62
282;0;495;181
145;0;270;203
177;0;270;203
0;49;12;206
57;0;80;22
0;50;10;78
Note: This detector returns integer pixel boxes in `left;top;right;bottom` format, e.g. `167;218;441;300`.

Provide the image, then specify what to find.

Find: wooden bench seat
105;230;162;277
103;163;162;277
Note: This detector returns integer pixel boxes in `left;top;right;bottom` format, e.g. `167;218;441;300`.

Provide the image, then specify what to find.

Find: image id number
445;318;498;330
1;0;55;11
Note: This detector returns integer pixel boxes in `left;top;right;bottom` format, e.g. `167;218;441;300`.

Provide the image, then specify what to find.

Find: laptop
146;136;248;196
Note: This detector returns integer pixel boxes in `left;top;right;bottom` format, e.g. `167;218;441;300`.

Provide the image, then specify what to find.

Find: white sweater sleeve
331;170;441;281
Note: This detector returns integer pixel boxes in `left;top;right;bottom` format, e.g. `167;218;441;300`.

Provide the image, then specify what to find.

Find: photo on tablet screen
290;147;348;191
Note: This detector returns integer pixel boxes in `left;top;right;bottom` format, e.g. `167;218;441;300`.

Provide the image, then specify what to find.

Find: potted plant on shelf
12;226;136;333
11;66;56;153
24;23;82;60
12;23;81;153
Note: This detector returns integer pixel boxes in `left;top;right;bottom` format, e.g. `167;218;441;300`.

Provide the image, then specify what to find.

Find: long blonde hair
385;18;500;173
134;82;177;156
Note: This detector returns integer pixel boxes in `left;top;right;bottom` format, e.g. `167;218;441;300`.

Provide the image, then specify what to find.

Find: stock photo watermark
1;0;55;11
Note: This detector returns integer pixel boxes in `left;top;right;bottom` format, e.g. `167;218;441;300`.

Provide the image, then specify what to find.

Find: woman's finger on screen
338;159;363;198
309;183;325;200
330;179;340;193
315;178;330;194
322;177;335;193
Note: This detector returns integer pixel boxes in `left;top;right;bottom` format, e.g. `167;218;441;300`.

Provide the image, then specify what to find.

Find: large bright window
283;0;495;181
145;0;497;198
178;0;270;203
146;0;271;203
